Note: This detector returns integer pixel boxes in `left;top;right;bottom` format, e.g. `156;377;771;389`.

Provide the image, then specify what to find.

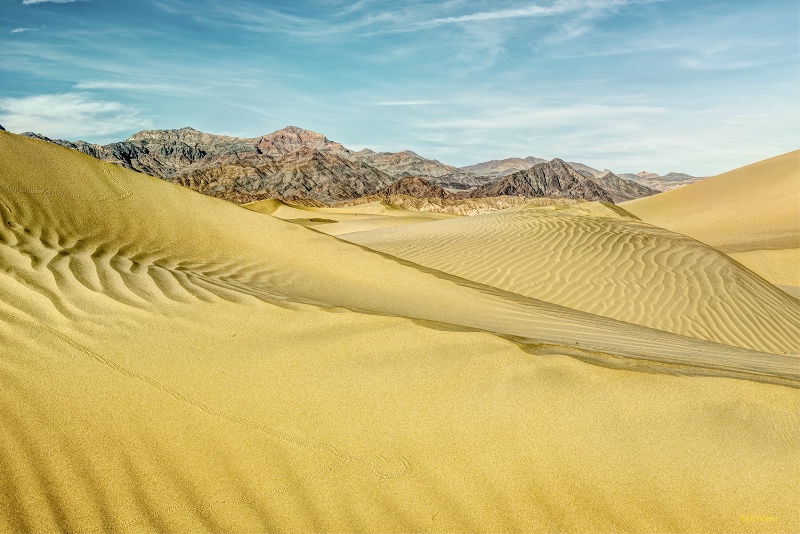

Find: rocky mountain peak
0;124;5;131
592;170;659;202
468;158;613;202
254;126;347;156
125;127;242;148
549;158;592;178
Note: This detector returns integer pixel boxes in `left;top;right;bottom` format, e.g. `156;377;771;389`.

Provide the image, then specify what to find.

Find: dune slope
623;150;799;252
1;131;798;533
343;202;800;355
623;151;800;294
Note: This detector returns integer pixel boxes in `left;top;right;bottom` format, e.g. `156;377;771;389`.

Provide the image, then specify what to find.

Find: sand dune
727;249;800;289
1;131;798;532
623;150;799;252
245;198;456;234
623;150;800;295
343;202;800;354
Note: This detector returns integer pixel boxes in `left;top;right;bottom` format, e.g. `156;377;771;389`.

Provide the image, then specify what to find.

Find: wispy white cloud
0;92;150;139
418;101;667;131
415;0;621;28
74;80;183;92
22;0;82;4
677;43;783;71
197;0;650;39
10;27;37;33
371;100;439;106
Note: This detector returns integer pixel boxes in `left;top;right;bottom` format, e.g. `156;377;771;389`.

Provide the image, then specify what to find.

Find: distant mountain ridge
618;171;703;191
17;125;682;203
469;159;615;202
465;156;702;192
459;156;547;179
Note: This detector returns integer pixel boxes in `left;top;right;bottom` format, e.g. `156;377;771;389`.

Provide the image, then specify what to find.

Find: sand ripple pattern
344;208;800;354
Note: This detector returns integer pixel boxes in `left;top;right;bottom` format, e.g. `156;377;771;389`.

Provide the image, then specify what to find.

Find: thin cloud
22;0;82;4
193;0;651;39
74;81;182;92
418;3;564;27
0;92;150;139
416;0;653;29
11;27;36;33
372;101;439;106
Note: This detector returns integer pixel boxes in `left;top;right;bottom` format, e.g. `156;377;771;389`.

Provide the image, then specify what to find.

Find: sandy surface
622;150;799;252
1;131;798;533
342;202;799;354
245;198;457;235
623;151;800;295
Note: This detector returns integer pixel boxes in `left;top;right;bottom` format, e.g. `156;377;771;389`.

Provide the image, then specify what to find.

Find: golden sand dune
1;131;798;532
343;203;800;354
624;150;800;295
727;249;800;290
623;150;799;252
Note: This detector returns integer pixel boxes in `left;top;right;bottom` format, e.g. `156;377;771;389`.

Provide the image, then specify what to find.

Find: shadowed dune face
342;204;800;355
1;131;799;532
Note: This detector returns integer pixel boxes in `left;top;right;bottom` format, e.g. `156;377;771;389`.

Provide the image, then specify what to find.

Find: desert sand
623;150;800;297
245;198;458;235
1;131;798;533
341;201;799;354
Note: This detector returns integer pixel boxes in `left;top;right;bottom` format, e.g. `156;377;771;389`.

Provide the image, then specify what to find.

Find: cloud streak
197;0;650;39
0;92;150;139
371;100;439;106
22;0;81;4
416;0;636;28
74;80;184;92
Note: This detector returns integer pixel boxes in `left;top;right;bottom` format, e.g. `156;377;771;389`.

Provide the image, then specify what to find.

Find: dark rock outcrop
378;176;454;199
469;158;614;202
592;171;659;202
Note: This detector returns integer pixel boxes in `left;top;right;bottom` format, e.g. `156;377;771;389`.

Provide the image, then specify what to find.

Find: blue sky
0;0;797;175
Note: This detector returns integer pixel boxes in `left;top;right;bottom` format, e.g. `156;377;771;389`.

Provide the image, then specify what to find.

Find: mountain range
14;125;699;204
